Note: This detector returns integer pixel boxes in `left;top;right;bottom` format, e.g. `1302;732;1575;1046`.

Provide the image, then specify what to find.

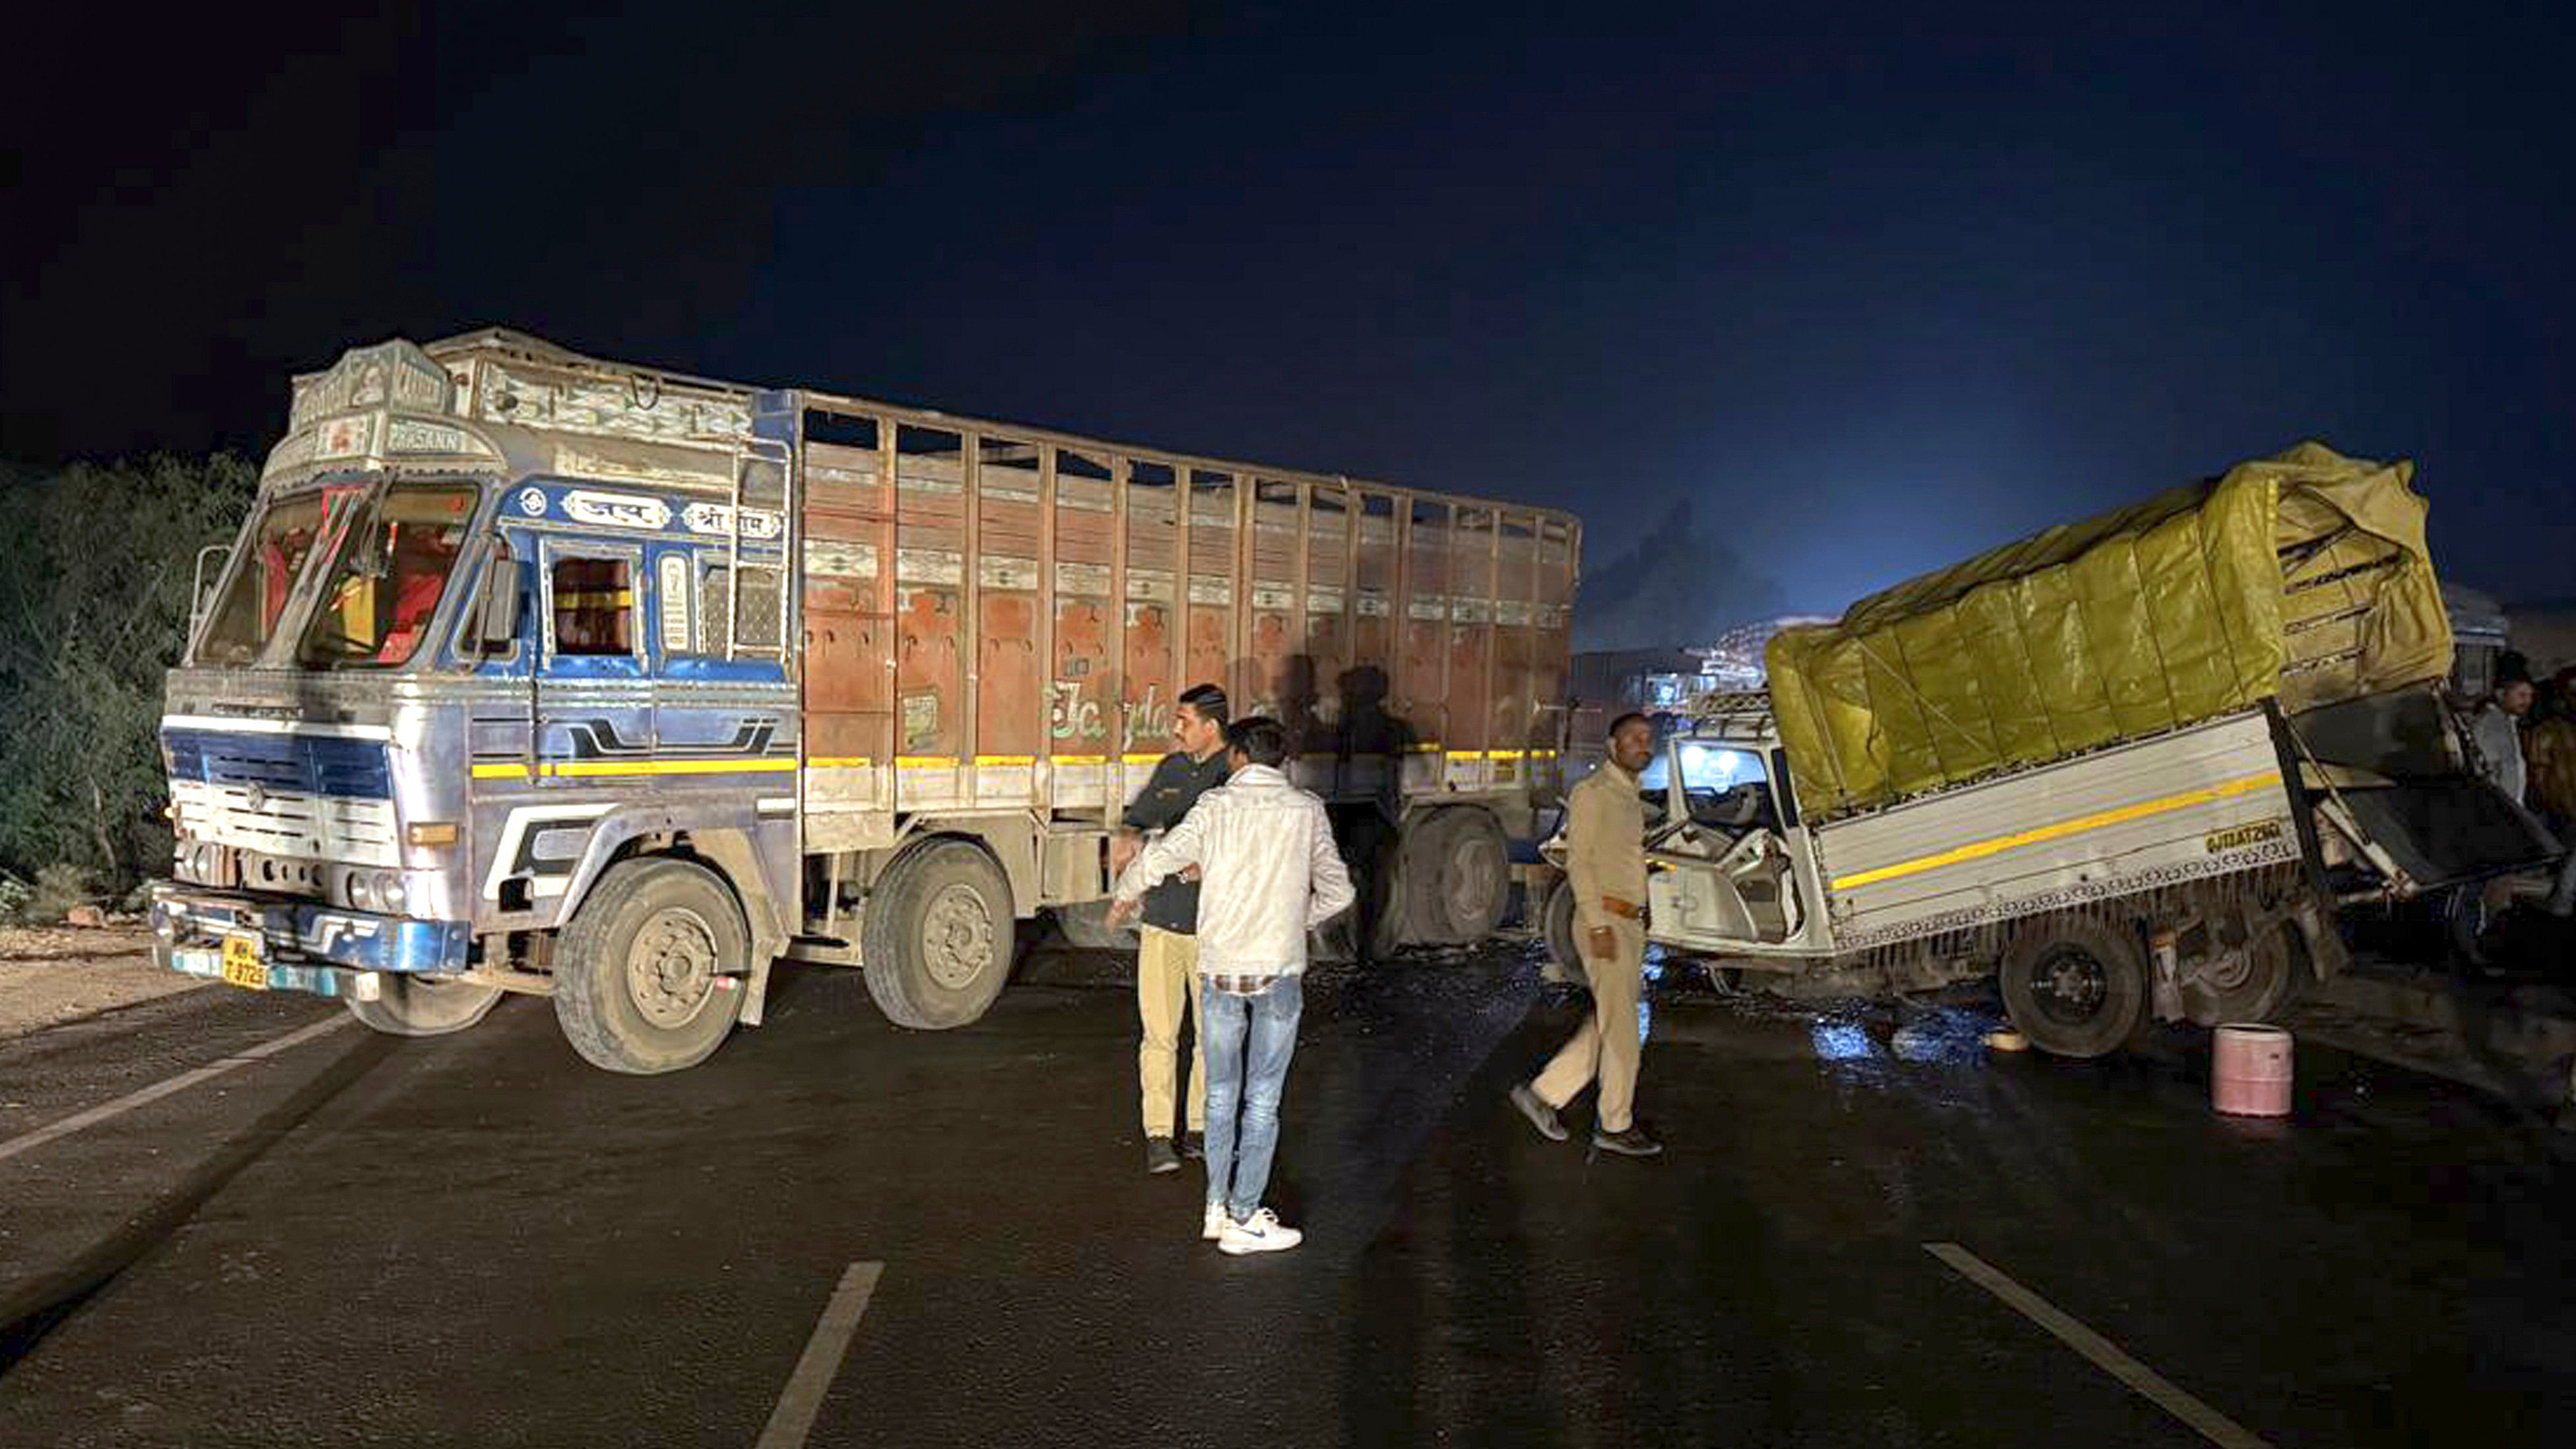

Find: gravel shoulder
0;924;204;1038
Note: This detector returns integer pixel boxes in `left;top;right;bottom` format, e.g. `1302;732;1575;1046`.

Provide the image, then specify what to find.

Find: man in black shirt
1114;682;1232;1174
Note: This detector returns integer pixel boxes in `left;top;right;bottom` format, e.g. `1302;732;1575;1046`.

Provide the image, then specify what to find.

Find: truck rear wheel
345;976;503;1037
863;838;1014;1029
1051;900;1138;951
1403;807;1511;945
554;857;747;1075
1999;916;2146;1059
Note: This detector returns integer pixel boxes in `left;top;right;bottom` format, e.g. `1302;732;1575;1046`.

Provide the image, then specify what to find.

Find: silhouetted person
1331;665;1414;961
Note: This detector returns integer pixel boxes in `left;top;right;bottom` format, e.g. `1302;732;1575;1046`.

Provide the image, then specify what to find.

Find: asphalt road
2;941;2569;1448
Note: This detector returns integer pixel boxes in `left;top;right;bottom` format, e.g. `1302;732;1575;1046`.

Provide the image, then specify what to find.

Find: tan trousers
1533;919;1646;1133
1137;926;1207;1136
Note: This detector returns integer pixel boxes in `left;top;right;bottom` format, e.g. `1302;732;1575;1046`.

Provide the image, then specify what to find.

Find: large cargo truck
150;331;1579;1071
1542;444;2563;1056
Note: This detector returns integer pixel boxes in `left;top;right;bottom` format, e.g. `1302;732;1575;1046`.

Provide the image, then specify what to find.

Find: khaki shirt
1565;759;1649;932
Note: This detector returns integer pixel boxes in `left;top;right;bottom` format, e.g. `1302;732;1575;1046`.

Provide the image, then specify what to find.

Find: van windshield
297;484;480;668
193;485;368;665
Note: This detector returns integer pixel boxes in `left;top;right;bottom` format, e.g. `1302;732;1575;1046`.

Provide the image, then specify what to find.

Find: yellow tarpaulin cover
1766;442;2454;819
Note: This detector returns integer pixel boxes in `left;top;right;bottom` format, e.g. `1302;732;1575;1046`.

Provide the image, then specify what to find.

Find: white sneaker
1217;1207;1302;1256
1203;1203;1228;1242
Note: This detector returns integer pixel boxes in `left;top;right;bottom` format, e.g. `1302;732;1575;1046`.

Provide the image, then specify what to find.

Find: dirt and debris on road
0;924;201;1038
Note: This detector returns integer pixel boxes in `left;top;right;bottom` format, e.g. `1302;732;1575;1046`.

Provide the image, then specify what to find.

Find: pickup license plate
220;934;269;991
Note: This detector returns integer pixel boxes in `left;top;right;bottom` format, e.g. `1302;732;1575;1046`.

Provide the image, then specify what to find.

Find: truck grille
164;728;399;867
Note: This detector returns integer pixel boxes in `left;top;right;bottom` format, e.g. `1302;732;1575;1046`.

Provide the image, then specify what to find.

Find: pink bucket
2212;1024;2294;1118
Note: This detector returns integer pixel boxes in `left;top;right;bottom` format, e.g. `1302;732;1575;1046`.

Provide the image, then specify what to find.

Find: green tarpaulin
1766;442;2455;819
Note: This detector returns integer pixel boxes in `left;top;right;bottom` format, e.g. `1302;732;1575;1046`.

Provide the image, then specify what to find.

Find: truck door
1645;737;1802;947
535;537;651;782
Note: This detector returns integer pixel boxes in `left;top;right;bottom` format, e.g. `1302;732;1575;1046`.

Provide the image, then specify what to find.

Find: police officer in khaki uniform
1511;712;1663;1156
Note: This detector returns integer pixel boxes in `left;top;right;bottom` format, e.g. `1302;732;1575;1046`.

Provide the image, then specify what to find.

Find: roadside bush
26;863;100;924
0;454;255;891
0;871;31;924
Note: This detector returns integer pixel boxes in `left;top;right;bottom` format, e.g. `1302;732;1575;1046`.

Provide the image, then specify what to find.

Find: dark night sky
5;2;2569;624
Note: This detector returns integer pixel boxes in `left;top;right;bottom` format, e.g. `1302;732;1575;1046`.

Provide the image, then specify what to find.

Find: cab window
550;556;635;656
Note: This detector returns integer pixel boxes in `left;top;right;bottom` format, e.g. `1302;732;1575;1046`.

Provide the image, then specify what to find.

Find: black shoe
1509;1082;1569;1142
1177;1131;1205;1161
1593;1125;1663;1157
1145;1137;1181;1174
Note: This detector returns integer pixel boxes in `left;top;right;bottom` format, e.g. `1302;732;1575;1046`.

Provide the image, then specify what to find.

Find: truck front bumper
148;883;474;999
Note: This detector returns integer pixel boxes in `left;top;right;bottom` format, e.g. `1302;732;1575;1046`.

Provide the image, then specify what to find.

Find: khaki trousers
1533;919;1646;1133
1137;926;1207;1136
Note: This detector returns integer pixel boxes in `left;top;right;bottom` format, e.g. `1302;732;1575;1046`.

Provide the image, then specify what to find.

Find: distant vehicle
150;331;1579;1071
1541;444;2564;1056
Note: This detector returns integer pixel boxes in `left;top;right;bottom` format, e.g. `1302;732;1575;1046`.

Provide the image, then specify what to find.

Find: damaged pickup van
1542;444;2563;1057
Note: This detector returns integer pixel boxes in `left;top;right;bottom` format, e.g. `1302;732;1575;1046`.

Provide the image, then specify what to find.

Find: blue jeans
1199;974;1304;1221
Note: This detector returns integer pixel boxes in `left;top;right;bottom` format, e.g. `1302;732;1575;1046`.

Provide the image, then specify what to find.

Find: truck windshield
193;487;364;665
296;483;480;668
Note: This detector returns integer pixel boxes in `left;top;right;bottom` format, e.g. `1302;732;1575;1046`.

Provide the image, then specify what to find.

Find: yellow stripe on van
1829;771;2285;892
806;756;873;768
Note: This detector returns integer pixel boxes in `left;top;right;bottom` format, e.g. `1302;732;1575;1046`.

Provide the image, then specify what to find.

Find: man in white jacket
1108;716;1355;1254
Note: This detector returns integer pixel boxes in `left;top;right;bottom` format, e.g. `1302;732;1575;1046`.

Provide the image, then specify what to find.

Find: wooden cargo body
780;400;1579;848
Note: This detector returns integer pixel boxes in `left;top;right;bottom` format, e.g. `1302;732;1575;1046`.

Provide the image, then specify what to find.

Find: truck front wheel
863;839;1014;1029
345;976;503;1037
1999;917;2147;1059
553;858;747;1074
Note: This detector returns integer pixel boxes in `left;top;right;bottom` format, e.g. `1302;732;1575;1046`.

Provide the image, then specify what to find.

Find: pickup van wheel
553;858;747;1075
1404;808;1511;945
345;976;504;1037
1540;876;1580;982
1999;918;2147;1059
2182;919;2301;1026
863;839;1014;1029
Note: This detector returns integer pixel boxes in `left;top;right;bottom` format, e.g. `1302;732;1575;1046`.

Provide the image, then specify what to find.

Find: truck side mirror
189;544;232;632
477;545;523;652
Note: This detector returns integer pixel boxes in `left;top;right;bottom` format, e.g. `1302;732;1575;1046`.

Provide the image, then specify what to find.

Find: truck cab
152;333;798;1072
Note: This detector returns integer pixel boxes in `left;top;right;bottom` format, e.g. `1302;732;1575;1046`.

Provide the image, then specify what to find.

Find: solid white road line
1925;1242;2275;1449
756;1261;886;1449
0;1014;354;1166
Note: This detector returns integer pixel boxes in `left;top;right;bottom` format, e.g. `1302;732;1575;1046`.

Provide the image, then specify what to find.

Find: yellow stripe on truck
471;758;799;780
1829;771;2284;892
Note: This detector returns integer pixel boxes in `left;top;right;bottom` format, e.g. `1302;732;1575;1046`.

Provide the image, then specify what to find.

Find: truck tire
553;857;747;1075
1540;876;1581;982
1998;916;2147;1059
345;976;504;1037
1403;807;1511;945
863;838;1014;1029
1051;900;1139;951
2182;919;2303;1027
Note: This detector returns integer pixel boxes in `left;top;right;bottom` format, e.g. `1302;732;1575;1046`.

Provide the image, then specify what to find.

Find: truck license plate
219;934;269;991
